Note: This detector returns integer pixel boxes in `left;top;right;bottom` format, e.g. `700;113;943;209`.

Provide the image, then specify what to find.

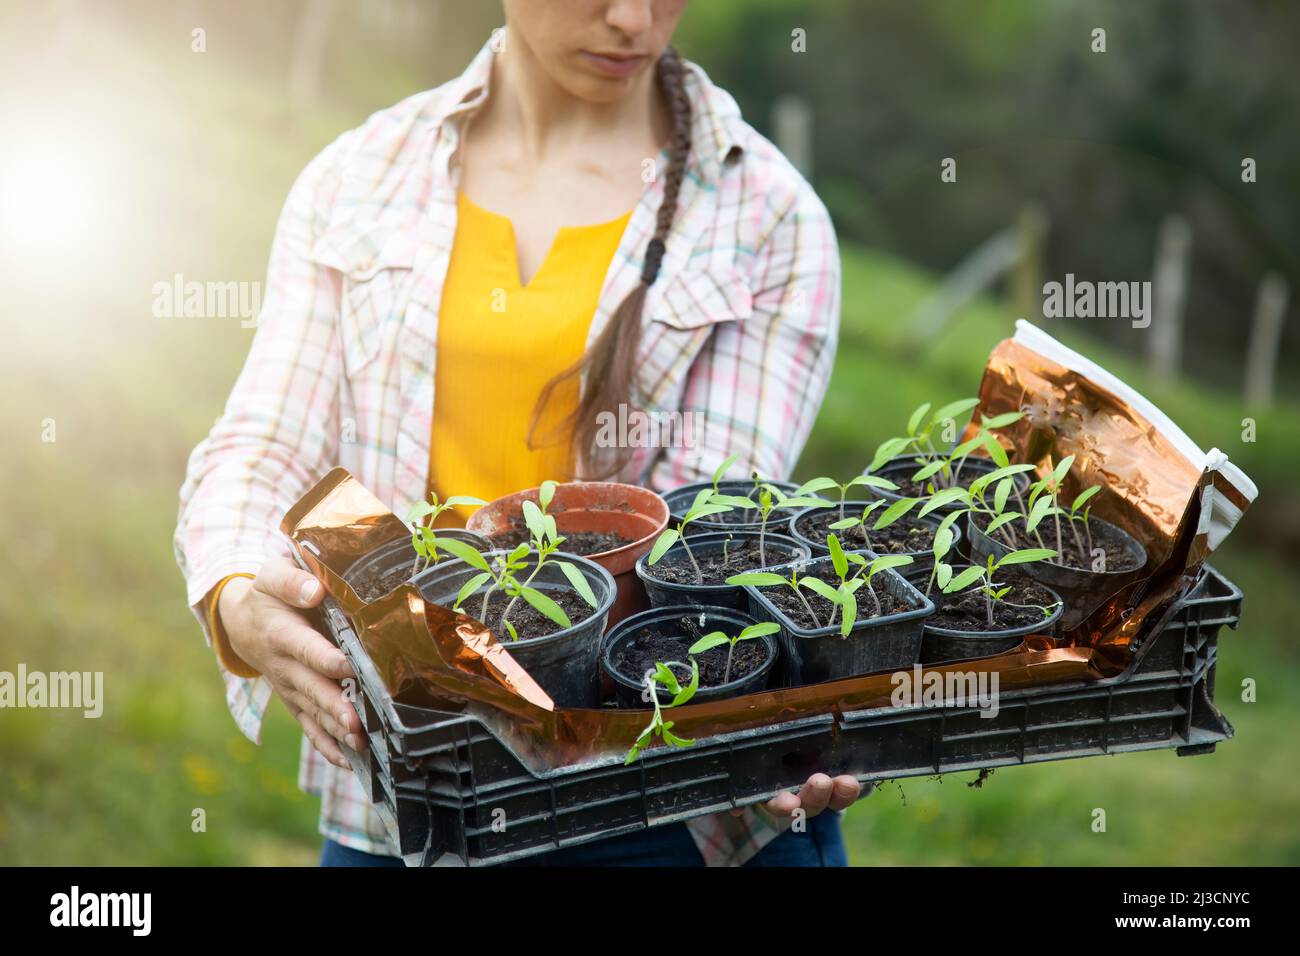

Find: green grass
1;10;1296;867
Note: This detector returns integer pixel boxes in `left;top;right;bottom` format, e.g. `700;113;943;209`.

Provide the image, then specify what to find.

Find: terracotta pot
466;481;670;627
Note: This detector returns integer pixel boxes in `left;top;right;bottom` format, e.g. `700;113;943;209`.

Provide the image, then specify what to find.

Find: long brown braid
528;46;692;478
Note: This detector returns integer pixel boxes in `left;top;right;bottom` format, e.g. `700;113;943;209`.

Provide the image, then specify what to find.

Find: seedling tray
319;566;1241;866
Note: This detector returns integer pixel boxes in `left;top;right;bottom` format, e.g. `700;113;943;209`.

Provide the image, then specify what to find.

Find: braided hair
529;47;692;478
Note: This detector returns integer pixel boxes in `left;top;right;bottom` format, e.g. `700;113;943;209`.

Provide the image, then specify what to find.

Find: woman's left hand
756;774;863;819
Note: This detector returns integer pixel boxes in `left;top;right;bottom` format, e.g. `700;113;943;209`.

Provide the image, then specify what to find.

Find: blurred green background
0;0;1296;865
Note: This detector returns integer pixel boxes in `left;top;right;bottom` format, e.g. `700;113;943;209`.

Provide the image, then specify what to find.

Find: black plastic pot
413;550;616;707
341;529;493;604
743;553;934;685
662;478;800;535
601;604;779;708
919;582;1064;665
787;500;961;581
635;530;811;610
966;513;1148;632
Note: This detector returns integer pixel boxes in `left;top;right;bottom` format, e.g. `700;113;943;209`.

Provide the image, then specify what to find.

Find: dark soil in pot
967;511;1147;632
763;572;915;629
472;589;598;640
344;530;492;604
925;576;1061;632
648;538;795;586
352;559;415;605
663;478;799;533
918;576;1064;666
603;605;778;707
488;526;634;557
743;554;932;684
974;513;1142;572
637;531;811;611
790;506;937;556
613;629;767;689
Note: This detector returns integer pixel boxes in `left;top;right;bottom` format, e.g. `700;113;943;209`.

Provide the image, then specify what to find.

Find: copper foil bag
281;322;1254;772
967;322;1255;667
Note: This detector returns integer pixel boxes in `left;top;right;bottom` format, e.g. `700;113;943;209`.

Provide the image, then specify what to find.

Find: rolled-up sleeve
651;185;840;489
173;133;352;742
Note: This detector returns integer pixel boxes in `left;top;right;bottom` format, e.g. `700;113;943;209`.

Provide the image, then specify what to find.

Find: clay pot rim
466;481;671;564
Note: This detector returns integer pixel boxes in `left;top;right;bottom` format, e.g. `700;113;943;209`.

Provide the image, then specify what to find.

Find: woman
176;0;855;867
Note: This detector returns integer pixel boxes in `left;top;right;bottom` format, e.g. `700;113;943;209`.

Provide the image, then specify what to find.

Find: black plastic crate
324;566;1241;866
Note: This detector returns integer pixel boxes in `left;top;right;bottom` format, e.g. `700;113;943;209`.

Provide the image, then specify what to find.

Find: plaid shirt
175;35;840;864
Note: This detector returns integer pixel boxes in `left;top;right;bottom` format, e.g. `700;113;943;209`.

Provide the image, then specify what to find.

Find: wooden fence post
772;95;813;180
1148;215;1192;381
1010;205;1048;326
1244;272;1289;408
288;0;338;106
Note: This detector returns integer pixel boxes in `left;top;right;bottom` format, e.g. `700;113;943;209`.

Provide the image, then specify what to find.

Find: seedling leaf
519;586;572;629
433;536;490;571
647;529;680;565
556;560;598;608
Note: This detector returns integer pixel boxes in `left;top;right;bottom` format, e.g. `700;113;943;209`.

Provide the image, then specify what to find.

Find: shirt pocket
649;267;754;330
310;231;419;377
638;269;754;405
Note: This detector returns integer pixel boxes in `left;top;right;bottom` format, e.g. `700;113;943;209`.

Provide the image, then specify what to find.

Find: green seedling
1066;485;1102;558
920;512;963;599
404;492;488;574
687;621;780;685
435;528;597;642
732;537;913;636
935;461;1040;550
648;488;735;584
795;474;899;523
801;535;914;634
867;398;980;473
829;492;921;550
710;481;826;565
911;412;1025;492
727;566;825;629
999;457;1103;568
709;454;741;495
939;547;1060;630
624;659;699;765
868;400;1025;495
1022;455;1076;558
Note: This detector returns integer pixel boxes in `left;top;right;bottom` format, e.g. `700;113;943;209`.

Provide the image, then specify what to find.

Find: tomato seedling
938;548;1060;630
687;621;780;685
624;660;699;765
404;491;488;574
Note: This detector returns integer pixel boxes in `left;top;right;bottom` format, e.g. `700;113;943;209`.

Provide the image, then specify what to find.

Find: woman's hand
219;555;364;769
747;774;864;820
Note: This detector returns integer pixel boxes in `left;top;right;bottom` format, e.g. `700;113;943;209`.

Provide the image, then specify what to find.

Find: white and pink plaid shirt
175;35;840;864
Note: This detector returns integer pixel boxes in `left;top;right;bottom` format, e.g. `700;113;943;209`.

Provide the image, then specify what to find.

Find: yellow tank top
428;191;632;525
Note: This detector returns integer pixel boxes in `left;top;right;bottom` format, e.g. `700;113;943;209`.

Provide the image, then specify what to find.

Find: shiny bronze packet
970;322;1256;672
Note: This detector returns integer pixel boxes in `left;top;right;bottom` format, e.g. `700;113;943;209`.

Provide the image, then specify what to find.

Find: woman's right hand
219;555;364;769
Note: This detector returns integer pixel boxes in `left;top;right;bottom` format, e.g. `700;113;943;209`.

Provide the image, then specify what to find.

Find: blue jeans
320;811;847;867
